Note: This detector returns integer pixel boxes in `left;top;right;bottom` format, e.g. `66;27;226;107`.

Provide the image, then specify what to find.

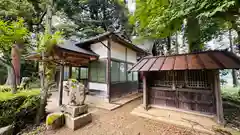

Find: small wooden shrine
129;50;240;124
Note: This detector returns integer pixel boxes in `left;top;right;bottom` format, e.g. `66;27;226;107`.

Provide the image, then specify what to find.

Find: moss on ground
46;114;62;125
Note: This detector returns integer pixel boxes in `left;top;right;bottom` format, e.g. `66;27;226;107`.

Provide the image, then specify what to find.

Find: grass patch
0;89;40;101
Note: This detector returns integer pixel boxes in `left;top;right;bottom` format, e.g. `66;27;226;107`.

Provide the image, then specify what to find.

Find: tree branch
33;11;47;25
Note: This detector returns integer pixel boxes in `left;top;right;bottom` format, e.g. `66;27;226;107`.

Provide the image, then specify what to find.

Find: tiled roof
129;50;240;71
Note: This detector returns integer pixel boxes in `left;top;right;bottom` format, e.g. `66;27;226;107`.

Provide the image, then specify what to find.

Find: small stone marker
63;79;92;130
46;112;65;130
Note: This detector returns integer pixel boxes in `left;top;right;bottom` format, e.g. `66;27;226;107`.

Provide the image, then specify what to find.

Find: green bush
0;89;40;129
222;87;240;105
0;85;12;92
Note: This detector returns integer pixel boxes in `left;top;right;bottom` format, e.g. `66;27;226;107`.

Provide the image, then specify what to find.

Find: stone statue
64;79;86;106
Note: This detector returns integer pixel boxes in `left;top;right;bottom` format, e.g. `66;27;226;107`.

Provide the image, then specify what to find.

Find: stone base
63;104;88;117
65;113;92;130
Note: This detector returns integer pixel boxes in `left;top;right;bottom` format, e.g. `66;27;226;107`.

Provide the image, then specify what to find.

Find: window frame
110;59;137;83
89;60;106;83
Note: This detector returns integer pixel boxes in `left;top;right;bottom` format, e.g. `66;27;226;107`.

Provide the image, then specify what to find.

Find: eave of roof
129;50;240;72
75;32;149;54
57;41;99;57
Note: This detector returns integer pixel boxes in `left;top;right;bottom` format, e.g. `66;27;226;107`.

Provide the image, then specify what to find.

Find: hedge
0;85;11;92
0;89;40;133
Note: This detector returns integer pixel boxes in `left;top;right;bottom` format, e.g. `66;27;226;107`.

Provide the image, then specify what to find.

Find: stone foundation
65;113;92;130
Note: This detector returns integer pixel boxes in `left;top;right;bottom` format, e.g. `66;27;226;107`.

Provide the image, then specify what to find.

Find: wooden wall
110;81;138;100
148;70;216;115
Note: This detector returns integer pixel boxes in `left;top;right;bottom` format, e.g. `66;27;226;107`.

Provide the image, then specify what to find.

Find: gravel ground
43;98;198;135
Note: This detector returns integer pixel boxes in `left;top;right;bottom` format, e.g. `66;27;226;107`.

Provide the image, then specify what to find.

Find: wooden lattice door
149;70;216;115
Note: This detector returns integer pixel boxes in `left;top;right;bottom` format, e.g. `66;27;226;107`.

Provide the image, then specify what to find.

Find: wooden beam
58;64;64;106
143;72;148;110
214;70;225;124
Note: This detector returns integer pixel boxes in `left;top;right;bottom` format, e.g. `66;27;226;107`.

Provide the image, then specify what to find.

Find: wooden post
69;66;72;79
214;70;225;124
78;67;81;81
143;72;148;110
106;38;111;103
58;64;64;106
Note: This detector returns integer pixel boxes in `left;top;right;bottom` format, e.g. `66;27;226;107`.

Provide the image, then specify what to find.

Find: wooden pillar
214;70;225;124
143;72;148;110
106;38;111;103
58;65;64;106
69;66;72;79
78;67;81;81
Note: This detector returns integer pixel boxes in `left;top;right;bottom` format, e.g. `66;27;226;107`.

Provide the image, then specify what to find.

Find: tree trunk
167;36;171;54
36;0;53;125
11;64;17;94
186;16;201;52
5;45;21;86
229;29;239;87
5;65;17;94
175;32;179;54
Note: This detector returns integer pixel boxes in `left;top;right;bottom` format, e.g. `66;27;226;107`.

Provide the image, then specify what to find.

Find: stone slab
65;113;92;130
63;104;88;117
86;92;142;111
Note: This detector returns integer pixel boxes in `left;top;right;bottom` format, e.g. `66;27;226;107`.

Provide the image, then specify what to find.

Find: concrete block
65;113;92;130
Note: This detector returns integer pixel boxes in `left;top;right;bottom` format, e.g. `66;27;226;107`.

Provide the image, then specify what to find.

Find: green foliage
55;0;132;39
0;89;40;128
0;89;40;101
37;31;62;53
0;85;11;92
132;0;240;52
0;18;29;66
222;86;240;104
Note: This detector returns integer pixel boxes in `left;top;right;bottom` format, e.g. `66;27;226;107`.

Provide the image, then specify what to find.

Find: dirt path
47;98;197;135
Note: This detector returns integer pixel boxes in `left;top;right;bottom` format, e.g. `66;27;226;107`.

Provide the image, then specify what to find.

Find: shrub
222;86;240;105
0;85;12;92
0;89;40;130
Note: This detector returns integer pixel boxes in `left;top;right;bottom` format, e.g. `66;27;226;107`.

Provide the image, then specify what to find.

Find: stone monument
62;79;92;130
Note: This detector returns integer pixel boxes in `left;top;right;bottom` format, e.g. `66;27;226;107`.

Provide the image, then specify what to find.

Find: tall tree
0;18;29;93
131;0;239;53
229;29;239;87
55;0;132;39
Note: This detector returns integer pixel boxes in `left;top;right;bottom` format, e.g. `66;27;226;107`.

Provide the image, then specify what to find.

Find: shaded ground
223;102;240;130
45;98;198;135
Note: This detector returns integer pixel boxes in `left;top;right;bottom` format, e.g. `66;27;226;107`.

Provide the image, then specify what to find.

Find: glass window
90;61;106;83
90;62;98;82
64;66;69;80
98;61;106;82
127;64;133;81
133;72;138;81
120;63;126;82
111;61;120;82
80;68;88;79
72;67;78;79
